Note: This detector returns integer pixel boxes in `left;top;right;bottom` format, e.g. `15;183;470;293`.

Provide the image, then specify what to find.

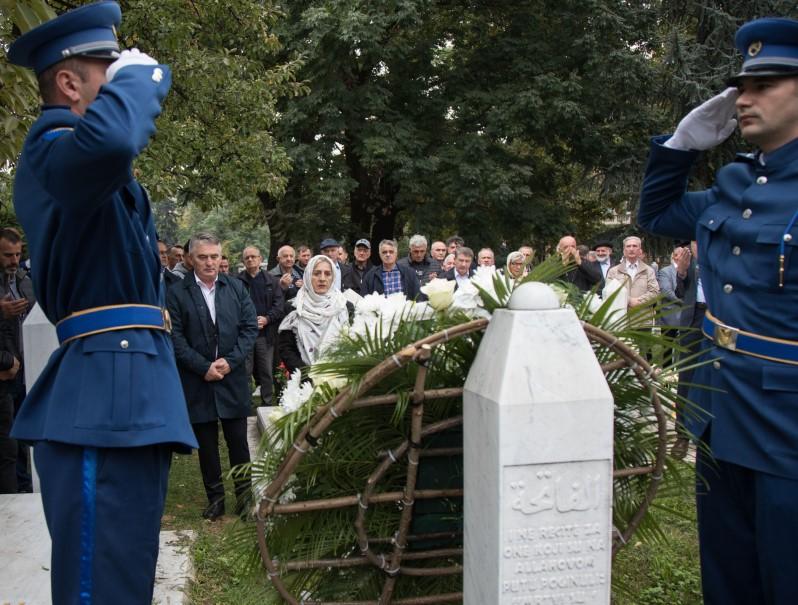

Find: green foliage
0;0;301;239
270;0;666;251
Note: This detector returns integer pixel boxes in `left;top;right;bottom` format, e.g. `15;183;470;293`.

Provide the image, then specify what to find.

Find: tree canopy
3;1;798;259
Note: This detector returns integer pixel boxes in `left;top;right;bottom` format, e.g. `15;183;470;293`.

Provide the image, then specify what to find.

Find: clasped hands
204;358;231;382
665;87;739;151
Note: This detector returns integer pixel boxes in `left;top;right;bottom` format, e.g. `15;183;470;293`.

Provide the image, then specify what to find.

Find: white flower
471;266;500;301
279;369;315;413
356;292;384;317
451;280;491;319
420;278;456;311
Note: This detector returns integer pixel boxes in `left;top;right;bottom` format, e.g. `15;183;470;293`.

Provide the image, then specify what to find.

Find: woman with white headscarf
504;250;528;279
278;255;350;373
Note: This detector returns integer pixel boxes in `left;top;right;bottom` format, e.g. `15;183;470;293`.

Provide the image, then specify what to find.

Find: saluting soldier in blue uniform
639;18;798;605
7;2;197;603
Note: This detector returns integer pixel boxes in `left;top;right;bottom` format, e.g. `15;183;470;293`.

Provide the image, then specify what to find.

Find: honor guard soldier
638;18;798;605
7;3;197;604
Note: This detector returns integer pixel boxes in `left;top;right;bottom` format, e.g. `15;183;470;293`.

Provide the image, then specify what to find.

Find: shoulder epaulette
41;127;74;141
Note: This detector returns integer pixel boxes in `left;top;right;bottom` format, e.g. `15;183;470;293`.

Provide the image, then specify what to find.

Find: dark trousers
246;332;275;403
696;443;798;604
35;441;172;605
192;417;250;505
0;392;16;493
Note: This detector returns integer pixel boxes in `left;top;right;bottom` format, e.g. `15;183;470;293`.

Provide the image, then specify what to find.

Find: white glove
106;48;159;81
664;87;739;151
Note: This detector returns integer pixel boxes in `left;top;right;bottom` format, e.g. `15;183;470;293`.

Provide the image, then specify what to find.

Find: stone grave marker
464;282;614;605
22;302;59;492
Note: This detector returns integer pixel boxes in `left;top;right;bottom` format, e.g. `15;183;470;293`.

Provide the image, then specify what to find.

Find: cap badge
748;41;763;57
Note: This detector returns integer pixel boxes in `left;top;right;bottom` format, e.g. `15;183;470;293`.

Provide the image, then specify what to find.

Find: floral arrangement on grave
226;257;694;603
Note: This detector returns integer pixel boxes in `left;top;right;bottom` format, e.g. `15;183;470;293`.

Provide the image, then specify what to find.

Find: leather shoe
202;500;225;521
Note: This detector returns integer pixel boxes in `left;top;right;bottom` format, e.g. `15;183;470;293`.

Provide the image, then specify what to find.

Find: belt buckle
715;324;738;351
162;308;172;334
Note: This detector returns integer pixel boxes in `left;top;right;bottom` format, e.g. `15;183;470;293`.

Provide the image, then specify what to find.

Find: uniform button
785;234;793;242
742;209;752;219
723;284;733;294
713;361;721;370
732;246;741;255
756;176;768;185
708;219;715;225
120;340;129;349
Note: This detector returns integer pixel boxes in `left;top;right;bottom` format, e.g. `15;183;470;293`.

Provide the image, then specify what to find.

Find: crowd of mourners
1;225;694;517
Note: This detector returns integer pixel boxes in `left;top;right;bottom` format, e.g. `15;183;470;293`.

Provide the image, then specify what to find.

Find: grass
612;465;702;604
163;443;702;604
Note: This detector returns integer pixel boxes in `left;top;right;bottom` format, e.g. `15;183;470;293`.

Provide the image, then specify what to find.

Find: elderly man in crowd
167;244;184;271
556;235;603;292
593;241;614;279
445;235;465;256
269;244;303;303
238;246;285;405
320;238;352;292
606;236;660;320
477;247;496;268
296;245;312;271
430;240;447;263
168;233;258;521
362;239;421;299
398;234;441;285
343;238;374;292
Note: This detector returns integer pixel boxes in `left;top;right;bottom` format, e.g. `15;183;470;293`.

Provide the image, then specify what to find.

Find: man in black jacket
238;246;285;405
397;234;441;285
0;318;20;493
343;238;374;293
167;233;258;520
362;239;421;300
0;227;35;492
556;235;603;292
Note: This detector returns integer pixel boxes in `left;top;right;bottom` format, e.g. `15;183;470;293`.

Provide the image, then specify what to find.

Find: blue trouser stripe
80;447;98;605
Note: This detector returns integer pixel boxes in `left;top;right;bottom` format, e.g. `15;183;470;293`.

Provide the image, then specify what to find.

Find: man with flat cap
638;17;798;604
7;2;196;603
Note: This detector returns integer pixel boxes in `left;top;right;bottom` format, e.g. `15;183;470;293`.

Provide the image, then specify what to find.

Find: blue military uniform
639;18;798;605
8;3;196;603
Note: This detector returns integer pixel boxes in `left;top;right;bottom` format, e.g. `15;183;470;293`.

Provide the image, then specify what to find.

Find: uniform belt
56;304;171;345
702;310;798;366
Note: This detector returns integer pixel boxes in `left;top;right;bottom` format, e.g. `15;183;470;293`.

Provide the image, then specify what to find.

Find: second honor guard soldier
638;18;798;605
7;3;197;603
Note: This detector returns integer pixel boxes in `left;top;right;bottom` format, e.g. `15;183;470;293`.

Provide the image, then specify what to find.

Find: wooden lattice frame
256;318;669;605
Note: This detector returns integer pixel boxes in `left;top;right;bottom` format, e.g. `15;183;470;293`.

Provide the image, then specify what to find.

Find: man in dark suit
238;246;284;405
443;246;476;289
167;233;258;520
556;235;603;292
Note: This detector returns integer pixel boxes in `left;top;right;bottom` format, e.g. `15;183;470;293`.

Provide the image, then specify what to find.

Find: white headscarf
278;255;349;365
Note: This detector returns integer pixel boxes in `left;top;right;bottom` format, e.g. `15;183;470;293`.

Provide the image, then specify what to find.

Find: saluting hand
106;48;159;81
665;87;739;151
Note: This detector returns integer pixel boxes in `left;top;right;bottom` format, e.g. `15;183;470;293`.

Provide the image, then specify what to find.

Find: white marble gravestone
464;282;614;605
22;303;59;492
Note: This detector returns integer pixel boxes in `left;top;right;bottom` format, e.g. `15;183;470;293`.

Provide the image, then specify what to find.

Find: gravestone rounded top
507;282;560;310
